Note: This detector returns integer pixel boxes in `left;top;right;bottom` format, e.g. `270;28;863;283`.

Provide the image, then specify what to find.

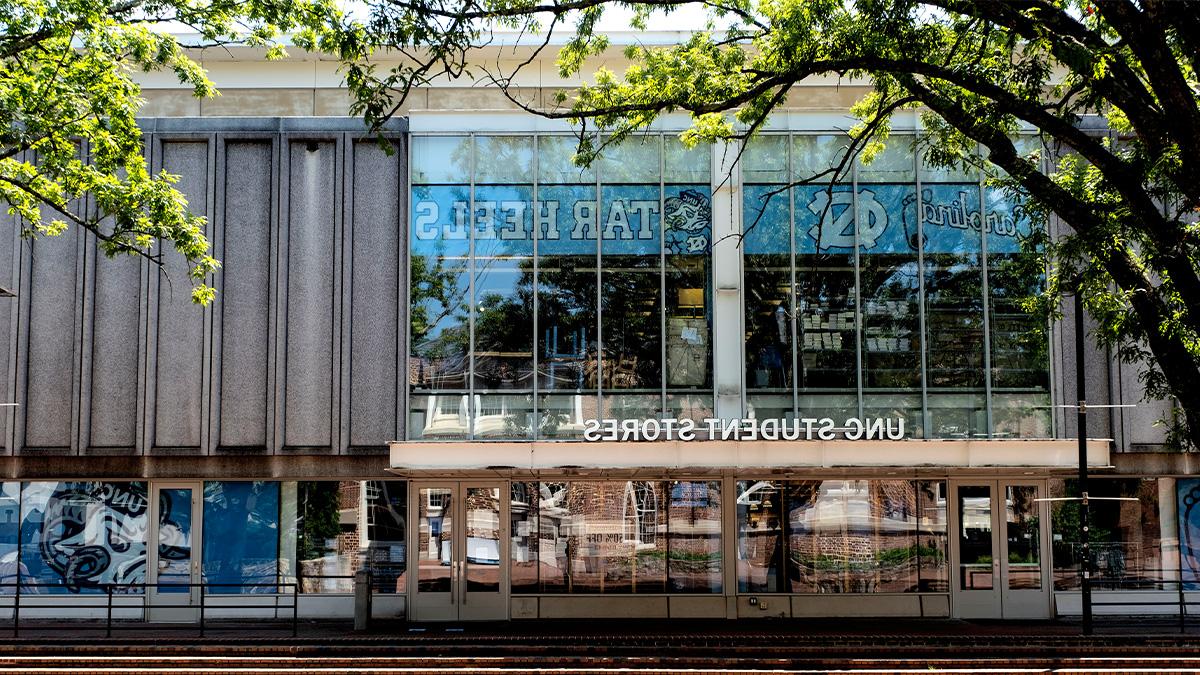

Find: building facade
0;39;1196;623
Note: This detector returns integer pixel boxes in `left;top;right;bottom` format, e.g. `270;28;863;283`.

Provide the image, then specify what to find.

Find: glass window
859;137;923;432
738;479;947;594
668;481;722;593
410;136;472;439
1053;478;1169;590
743;138;794;408
510;482;539;593
737;480;784;592
202;481;279;594
19;482;149;594
537;481;667;593
986;185;1050;438
411;133;714;440
0;483;18;592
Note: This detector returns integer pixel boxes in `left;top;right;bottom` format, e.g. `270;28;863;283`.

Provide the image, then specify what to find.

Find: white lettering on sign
582;417;905;442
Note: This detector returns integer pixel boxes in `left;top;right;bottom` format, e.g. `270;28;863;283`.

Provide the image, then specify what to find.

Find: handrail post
199;583;205;637
106;585;113;638
292;582;298;638
1181;578;1187;634
13;579;20;638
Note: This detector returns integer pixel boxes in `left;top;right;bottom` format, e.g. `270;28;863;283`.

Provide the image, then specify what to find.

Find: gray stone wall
0;117;407;457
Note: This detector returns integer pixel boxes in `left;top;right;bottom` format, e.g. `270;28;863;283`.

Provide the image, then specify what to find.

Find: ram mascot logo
664;189;711;254
37;483;150;592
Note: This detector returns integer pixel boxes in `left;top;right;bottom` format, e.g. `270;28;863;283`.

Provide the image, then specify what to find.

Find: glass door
148;482;201;622
951;480;1050;619
411;482;508;621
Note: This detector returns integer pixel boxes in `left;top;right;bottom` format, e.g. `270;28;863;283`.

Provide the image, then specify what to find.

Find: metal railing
0;573;364;638
1075;570;1200;633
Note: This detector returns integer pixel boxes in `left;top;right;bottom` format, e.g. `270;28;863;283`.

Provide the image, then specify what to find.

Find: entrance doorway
951;480;1051;619
410;482;508;621
147;482;201;621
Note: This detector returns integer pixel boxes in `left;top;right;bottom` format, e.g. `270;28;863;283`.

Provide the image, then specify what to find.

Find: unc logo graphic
665;189;712;254
805;189;888;250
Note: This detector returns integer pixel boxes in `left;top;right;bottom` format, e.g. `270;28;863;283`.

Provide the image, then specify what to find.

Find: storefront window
521;481;720;594
738;479;947;594
280;481;407;594
668;481;722;593
1051;478;1169;590
0;483;18;592
742;133;1049;438
410;134;712;440
202;481;279;594
19;481;149;594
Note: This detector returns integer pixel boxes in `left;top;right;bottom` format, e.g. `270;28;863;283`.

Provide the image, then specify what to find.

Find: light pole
1073;287;1093;635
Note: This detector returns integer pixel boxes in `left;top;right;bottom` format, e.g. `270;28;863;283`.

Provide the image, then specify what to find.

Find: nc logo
805;189;888;249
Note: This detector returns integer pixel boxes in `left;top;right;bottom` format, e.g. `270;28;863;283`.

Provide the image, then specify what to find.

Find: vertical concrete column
711;141;744;421
1160;477;1180;583
354;569;372;630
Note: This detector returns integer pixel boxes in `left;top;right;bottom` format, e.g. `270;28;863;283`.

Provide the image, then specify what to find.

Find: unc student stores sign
583;417;907;442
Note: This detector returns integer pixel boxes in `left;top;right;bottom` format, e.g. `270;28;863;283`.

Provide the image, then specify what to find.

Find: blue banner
743;183;1032;255
411;185;712;257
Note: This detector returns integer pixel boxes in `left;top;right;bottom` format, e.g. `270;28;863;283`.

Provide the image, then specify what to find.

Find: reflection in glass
510;482;539;593
923;182;986;438
537;481;668;594
1050;478;1165;590
737;480;784;592
465;487;502;592
917;481;949;591
417;487;453;593
744;184;793;396
202;481;280;594
158;488;192;593
537;393;591;439
958;485;993;590
986;186;1050;438
1006;485;1041;590
668;481;722;593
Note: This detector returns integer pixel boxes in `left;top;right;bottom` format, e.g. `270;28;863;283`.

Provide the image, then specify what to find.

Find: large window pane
665;184;712;392
922;179;986;438
0;483;19;591
202;481;279;594
859;137;922;435
410;137;472;439
19;482;148;594
744;182;793;398
511;482;539;593
1053;478;1167;590
986;186;1050;438
668;481;722;593
537;481;667;593
736;480;783;592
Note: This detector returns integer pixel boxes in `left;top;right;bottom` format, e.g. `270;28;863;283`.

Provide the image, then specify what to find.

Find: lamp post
1073;287;1093;636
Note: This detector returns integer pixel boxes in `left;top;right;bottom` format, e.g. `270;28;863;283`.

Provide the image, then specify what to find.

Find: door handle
461;561;467;606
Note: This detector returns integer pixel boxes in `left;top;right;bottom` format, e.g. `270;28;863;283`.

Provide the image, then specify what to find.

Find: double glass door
411;482;508;621
147;482;201;621
952;480;1050;618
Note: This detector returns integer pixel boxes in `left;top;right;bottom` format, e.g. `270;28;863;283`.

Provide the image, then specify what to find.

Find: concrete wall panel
86;250;141;451
217;141;274;450
22;227;81;452
282;140;337;451
153;141;209;451
0;210;17;451
347;140;400;450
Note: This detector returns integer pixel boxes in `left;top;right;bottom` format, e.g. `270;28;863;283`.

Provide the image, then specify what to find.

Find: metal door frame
146;481;202;622
950;478;1051;619
409;480;509;621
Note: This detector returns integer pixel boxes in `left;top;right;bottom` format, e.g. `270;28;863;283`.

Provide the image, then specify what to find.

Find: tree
1;0;346;303
341;0;1200;448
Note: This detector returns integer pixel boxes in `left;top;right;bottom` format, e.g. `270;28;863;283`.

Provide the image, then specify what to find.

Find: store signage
411;186;712;255
582;417;906;442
